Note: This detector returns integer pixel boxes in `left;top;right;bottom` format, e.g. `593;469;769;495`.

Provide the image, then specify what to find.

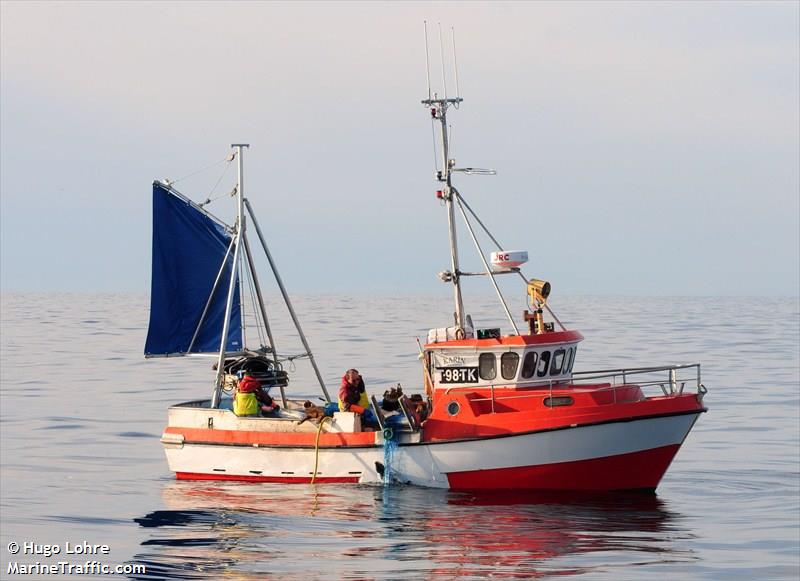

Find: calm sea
1;293;798;580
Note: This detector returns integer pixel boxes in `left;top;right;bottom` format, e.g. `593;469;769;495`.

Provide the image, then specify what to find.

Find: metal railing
442;363;705;412
572;363;702;395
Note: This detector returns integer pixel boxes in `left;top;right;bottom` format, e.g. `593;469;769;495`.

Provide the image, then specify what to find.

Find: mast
211;143;248;408
424;96;465;332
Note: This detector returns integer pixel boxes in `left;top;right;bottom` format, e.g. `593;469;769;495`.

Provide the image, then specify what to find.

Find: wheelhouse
424;329;584;391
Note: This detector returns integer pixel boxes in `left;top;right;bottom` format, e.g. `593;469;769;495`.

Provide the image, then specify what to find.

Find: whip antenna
451;26;461;102
438;22;448;100
424;21;432;101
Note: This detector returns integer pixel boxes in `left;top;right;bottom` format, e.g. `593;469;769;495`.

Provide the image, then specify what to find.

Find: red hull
446;443;681;491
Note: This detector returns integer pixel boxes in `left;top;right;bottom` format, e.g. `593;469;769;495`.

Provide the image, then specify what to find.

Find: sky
1;1;798;298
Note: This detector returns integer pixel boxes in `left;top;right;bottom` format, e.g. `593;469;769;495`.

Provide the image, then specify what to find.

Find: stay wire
455;189;567;331
171;155;229;186
199;155;236;208
242;250;267;349
430;118;440;173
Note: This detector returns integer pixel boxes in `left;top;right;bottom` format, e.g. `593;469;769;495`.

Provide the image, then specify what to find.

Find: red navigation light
435;190;444;199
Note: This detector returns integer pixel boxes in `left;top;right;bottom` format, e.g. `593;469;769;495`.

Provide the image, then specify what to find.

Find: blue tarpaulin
144;182;243;356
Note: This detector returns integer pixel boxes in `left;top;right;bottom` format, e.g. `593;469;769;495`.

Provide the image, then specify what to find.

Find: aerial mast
423;21;467;333
424;96;465;333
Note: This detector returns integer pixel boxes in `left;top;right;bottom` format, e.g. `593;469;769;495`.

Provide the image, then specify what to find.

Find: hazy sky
1;1;798;298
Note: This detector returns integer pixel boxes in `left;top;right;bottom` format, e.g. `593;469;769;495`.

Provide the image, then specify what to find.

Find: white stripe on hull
427;413;698;473
165;413;700;488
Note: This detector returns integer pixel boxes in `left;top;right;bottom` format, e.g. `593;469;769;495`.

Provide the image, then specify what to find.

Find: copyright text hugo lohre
5;540;146;576
9;541;110;557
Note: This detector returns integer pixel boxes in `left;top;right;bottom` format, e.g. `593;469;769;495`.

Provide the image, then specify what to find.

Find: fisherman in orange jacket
338;368;370;413
337;368;379;428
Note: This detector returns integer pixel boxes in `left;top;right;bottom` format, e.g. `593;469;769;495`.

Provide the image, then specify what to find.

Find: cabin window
501;352;520;380
550;349;566;375
564;347;575;374
447;401;460;416
479;353;496;380
544;396;574;407
521;351;538;379
537;351;551;377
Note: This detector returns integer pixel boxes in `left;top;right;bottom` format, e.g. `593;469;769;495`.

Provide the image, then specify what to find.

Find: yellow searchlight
527;279;551;305
525;279;552;335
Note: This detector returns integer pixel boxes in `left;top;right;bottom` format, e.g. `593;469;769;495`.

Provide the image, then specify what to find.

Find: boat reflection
129;482;696;580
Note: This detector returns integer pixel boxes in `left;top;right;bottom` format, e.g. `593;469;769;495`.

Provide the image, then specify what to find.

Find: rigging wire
198;153;236;208
170;155;229;186
453;188;520;335
456;190;568;331
243;250;267;349
199;156;235;207
430;118;440;174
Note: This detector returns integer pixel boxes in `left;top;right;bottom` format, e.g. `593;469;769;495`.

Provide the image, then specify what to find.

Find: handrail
572;363;701;378
438;363;704;411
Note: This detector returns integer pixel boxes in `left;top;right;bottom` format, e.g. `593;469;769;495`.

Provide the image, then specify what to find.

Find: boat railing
572;362;704;402
443;363;704;412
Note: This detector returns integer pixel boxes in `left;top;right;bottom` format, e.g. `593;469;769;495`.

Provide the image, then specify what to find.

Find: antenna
438;22;448;100
424;21;432;101
451;26;461;100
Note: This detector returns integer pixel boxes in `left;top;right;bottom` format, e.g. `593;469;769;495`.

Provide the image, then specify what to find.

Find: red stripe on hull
176;472;360;484
164;426;376;447
446;444;681;491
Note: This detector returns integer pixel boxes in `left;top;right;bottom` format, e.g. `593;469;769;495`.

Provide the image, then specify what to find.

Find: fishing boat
148;97;707;491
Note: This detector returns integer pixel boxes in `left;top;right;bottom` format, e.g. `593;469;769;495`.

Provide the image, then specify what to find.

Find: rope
310;416;332;484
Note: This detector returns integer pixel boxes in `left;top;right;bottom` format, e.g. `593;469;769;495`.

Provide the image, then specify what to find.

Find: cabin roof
425;330;584;350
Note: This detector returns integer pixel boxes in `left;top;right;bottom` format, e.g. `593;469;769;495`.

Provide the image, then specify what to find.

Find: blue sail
144;182;243;357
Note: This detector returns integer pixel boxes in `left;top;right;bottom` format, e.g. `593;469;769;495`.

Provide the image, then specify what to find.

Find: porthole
501;352;520;380
521;351;538;379
544;396;574;407
447;401;461;416
537;351;551;377
550;349;565;375
479;353;496;380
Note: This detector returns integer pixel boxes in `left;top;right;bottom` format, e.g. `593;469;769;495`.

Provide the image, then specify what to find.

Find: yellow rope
310;416;332;484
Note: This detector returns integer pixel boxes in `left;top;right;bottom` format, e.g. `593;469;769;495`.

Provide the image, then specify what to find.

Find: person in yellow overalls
233;370;279;416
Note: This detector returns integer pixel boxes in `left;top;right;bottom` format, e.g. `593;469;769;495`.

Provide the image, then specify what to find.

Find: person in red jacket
338;369;368;412
238;370;279;416
337;368;378;428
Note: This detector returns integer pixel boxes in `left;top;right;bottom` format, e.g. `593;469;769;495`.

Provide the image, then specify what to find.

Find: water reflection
130;482;696;580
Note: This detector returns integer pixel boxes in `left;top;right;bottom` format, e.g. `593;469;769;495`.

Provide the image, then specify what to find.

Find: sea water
1;293;798;580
